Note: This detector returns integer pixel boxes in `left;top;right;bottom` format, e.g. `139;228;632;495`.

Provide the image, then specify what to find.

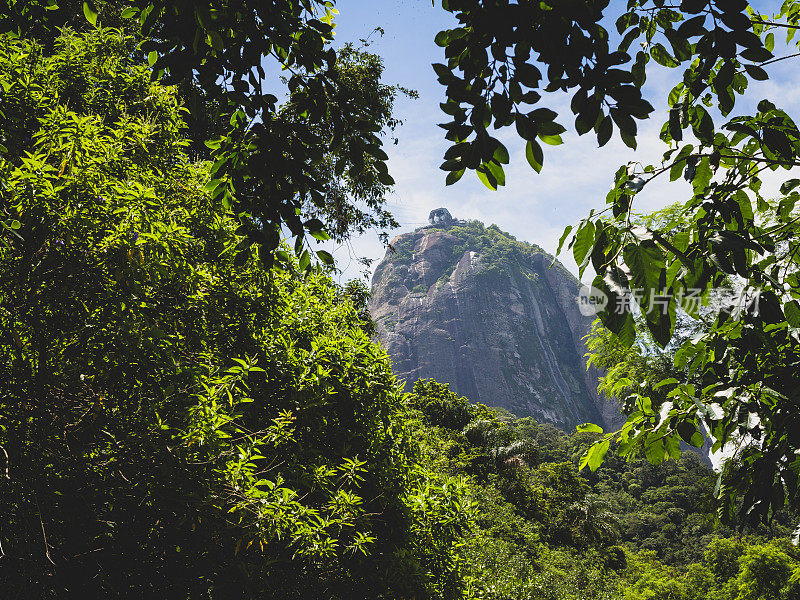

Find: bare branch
0;444;8;479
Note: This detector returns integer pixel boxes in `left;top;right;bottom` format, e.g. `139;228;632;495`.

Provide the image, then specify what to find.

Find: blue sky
321;0;800;281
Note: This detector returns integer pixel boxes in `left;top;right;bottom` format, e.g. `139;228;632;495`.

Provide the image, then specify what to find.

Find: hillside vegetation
409;379;800;600
0;9;798;600
0;28;468;598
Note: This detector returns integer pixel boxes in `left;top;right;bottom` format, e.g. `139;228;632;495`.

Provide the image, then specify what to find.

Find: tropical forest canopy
0;1;798;599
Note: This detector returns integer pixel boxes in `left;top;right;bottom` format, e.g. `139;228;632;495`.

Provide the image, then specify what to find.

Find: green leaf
611;108;637;138
525;140;543;173
664;28;691;61
623;241;665;298
673;342;696;370
121;7;138;18
298;250;311;271
780;179;800;195
644;435;666;464
667;108;682;142
670;145;694;181
573;220;596;270
432;63;455;83
515;63;542;88
690;106;714;143
616;11;638;34
556;225;572;256
83;2;98;26
476;166;497;191
537;121;566;137
780;196;799;222
316;249;334;266
596;280;637;347
668;83;684;107
577;423;603;434
620;129;637;150
691;157;712;195
309;230;330;242
377;170;395;186
650;43;678;67
632;50;649;86
538;133;563;146
672;231;690;253
785;300;800;327
744;64;768;81
741;48;774;65
492;142;510;164
665;435;681;460
763;128;792;158
445;169;465;185
676;421;697;445
597;115;612;147
580;439;610;472
531;108;558;122
485;161;506;187
653;378;679;390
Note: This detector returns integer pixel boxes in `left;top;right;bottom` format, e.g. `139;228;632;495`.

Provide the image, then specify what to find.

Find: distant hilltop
369;218;621;431
426;207;467;228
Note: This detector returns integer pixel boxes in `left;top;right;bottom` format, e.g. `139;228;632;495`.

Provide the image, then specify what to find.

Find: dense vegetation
1;2;799;599
391;220;573;286
434;0;800;532
409;379;800;600
0;26;469;598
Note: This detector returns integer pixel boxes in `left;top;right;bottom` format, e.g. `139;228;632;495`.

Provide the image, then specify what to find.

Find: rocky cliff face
369;219;620;431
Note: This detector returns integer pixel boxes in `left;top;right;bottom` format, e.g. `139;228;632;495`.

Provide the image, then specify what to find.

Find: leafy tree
706;537;748;584
0;27;471;599
1;0;409;268
405;378;800;598
434;0;800;529
409;381;630;599
622;554;690;600
569;493;621;549
622;551;713;600
786;568;800;600
338;277;378;336
735;543;795;600
409;379;494;431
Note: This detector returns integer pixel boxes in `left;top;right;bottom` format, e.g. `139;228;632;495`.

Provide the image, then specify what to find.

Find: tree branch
34;494;55;566
754;51;800;70
751;19;800;30
0;444;8;479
